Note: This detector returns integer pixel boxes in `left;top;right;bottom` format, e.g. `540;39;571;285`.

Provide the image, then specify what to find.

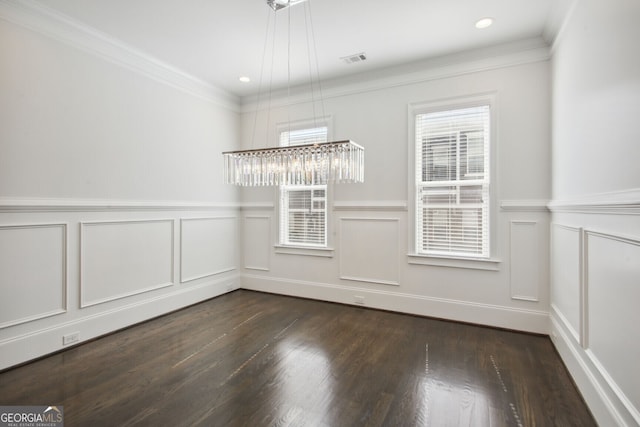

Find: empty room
0;0;638;425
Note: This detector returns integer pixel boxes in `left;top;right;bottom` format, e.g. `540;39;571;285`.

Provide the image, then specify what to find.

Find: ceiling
39;0;569;98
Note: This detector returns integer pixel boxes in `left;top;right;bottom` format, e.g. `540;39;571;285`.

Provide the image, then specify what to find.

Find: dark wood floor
0;290;595;426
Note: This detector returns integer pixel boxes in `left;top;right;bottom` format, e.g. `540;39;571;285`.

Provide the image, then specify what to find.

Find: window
415;105;490;258
279;125;328;247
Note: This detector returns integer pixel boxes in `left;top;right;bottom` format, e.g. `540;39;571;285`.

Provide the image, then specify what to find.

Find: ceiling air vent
341;52;367;64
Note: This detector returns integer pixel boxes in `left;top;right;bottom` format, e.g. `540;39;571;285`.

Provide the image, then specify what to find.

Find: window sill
407;253;501;271
274;245;334;258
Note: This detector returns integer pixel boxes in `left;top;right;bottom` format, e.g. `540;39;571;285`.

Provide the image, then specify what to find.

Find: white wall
0;12;238;201
550;0;640;426
0;4;241;370
239;45;552;334
551;0;640;199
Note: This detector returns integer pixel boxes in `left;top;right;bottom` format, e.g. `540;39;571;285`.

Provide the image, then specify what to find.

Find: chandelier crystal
223;140;364;186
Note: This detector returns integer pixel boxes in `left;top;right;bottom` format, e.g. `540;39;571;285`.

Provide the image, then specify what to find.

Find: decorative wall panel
551;224;582;343
80;219;174;307
181;217;237;283
243;216;271;271
586;230;640;421
339;217;400;286
0;224;67;327
510;221;539;301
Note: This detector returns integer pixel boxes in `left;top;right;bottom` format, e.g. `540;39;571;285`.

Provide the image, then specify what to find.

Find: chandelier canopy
222;0;364;187
266;0;307;11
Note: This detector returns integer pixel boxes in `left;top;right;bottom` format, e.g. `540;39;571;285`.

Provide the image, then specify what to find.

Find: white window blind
279;126;328;247
415;105;490;258
280;126;327;146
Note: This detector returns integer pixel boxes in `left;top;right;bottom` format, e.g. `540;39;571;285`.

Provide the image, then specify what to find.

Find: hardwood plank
0;290;596;427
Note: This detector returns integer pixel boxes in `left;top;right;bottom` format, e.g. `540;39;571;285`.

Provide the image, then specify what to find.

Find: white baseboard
0;275;240;371
242;274;549;334
550;314;636;427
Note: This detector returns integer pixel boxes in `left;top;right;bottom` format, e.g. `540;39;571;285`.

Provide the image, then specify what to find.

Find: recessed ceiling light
475;17;494;29
239;76;251;83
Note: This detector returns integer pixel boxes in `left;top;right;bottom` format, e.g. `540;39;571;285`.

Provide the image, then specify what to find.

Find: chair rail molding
0;198;242;212
548;188;640;215
500;199;550;212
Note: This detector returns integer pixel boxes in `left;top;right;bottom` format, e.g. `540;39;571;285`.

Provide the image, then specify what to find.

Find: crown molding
549;188;640;215
0;0;239;111
542;0;579;48
240;37;551;113
546;0;581;54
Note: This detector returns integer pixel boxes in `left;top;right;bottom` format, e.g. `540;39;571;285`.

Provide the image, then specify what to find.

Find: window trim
274;116;334;255
408;93;499;268
279;184;328;247
407;253;501;271
274;244;334;258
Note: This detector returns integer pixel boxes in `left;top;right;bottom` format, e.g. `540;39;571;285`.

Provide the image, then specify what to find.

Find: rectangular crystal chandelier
223;140;364;186
222;0;364;187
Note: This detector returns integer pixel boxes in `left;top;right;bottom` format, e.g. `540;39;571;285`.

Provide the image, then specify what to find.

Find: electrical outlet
354;295;365;305
63;332;80;346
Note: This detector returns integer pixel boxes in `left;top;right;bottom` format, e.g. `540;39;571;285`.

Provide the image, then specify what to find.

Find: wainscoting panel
550;224;582;343
339;217;400;286
509;221;539;301
0;223;67;328
585;230;640;423
181;217;237;283
80;219;174;307
243;216;271;271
